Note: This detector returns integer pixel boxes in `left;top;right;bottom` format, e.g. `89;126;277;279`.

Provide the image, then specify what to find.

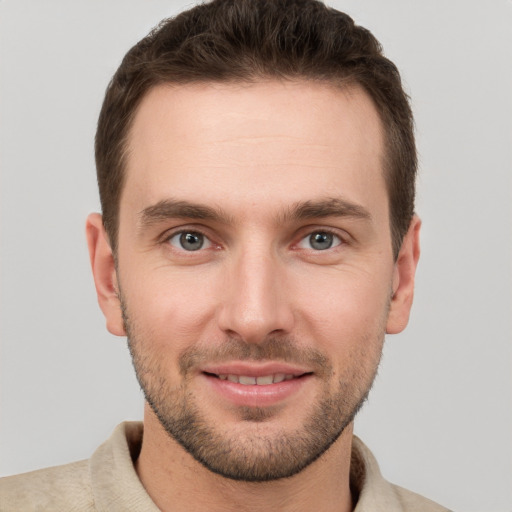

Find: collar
89;421;427;512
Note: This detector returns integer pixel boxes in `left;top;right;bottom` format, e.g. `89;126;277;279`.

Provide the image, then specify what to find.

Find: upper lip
200;362;311;377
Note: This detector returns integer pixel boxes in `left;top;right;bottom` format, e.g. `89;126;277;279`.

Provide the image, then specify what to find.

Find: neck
135;405;354;512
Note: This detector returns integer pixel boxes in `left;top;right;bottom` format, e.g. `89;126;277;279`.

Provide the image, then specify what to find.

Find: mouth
203;371;309;385
200;364;314;407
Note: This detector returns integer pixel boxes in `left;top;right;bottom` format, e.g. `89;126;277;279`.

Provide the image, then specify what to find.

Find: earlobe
86;213;126;336
386;215;421;334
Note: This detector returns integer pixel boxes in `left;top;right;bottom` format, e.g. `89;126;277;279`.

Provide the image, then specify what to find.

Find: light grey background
1;1;511;511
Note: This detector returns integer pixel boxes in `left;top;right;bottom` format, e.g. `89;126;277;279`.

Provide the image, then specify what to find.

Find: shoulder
351;437;452;512
0;459;95;511
0;422;148;512
389;484;452;512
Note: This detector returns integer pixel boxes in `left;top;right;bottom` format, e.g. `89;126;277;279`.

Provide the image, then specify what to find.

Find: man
0;0;450;510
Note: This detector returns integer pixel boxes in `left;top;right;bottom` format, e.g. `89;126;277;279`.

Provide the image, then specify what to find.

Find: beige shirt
0;422;450;511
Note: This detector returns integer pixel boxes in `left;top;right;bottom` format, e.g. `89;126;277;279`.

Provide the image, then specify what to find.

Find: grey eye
169;231;211;251
310;232;334;250
297;231;341;251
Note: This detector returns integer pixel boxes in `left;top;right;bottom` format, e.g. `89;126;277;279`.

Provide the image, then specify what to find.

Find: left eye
297;231;342;251
168;231;212;251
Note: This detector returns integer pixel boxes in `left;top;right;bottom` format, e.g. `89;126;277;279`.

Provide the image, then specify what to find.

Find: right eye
167;231;212;251
296;231;342;251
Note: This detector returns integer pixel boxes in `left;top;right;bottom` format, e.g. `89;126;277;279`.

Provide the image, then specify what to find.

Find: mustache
178;336;332;377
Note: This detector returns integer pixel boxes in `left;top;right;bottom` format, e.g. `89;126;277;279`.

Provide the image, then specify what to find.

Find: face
88;81;419;481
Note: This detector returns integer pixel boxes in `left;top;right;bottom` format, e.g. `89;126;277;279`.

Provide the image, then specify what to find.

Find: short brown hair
95;0;416;258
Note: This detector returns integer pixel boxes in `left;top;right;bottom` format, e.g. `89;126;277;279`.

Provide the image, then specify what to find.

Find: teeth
239;376;257;385
256;375;273;385
217;373;296;385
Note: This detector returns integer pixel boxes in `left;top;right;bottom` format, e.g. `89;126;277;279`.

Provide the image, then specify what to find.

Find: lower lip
202;373;312;407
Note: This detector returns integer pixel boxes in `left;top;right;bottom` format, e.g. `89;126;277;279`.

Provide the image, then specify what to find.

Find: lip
201;361;311;377
199;362;313;408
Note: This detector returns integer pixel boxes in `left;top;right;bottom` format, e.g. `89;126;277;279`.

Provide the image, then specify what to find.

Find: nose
216;246;295;343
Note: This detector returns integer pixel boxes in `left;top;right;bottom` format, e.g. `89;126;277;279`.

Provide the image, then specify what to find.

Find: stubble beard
123;301;384;482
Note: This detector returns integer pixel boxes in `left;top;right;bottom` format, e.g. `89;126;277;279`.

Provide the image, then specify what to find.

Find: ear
386;215;421;334
86;213;126;336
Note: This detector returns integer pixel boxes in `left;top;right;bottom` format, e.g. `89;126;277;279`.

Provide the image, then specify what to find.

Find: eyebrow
282;198;372;223
138;199;233;228
138;197;371;230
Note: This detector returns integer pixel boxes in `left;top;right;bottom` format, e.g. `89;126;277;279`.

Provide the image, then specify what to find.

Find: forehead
122;80;386;221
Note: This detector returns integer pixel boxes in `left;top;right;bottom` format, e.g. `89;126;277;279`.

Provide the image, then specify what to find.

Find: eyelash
296;230;343;251
162;227;346;253
163;228;215;253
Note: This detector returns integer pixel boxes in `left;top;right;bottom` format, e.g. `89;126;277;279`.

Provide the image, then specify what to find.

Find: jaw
138;401;355;512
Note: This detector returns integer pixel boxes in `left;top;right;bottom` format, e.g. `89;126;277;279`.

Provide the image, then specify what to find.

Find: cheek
293;266;392;347
295;274;388;392
121;265;222;350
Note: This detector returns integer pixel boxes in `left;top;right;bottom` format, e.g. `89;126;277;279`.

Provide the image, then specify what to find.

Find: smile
200;367;313;408
215;373;296;385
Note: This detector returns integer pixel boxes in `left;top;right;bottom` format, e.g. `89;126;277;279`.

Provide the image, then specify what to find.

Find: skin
87;81;420;512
